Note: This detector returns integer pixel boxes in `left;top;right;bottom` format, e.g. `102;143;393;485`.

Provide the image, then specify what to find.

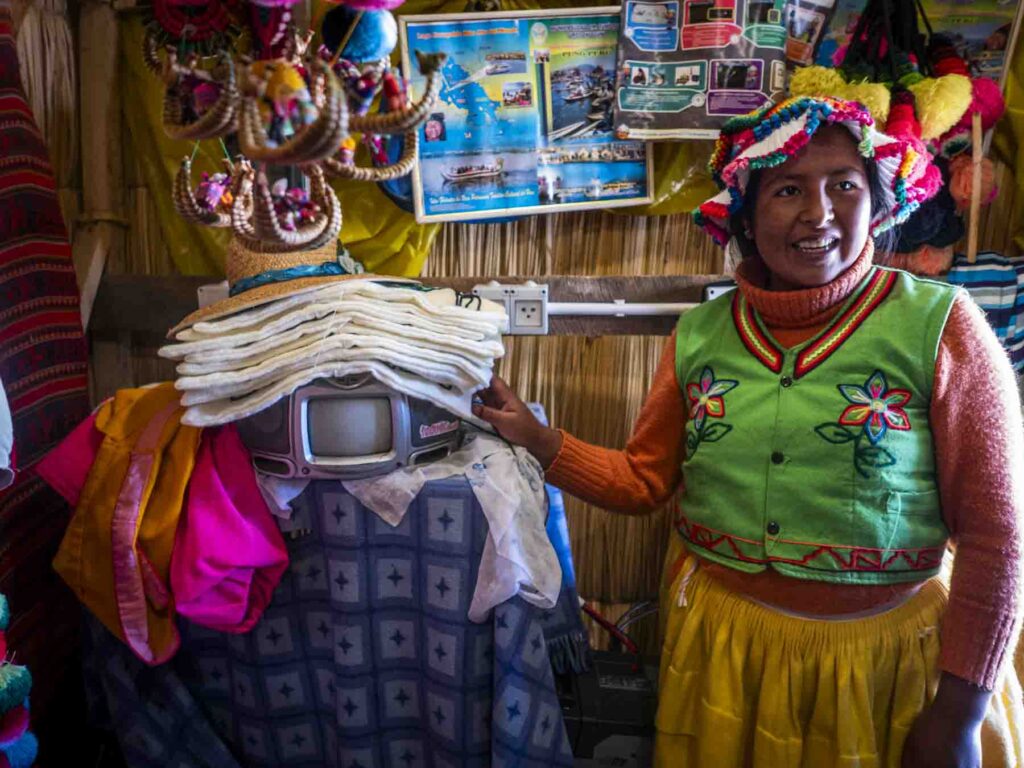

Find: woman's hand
901;673;990;768
472;376;563;468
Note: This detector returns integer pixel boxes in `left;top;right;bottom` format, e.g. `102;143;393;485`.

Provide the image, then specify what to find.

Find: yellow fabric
120;19;230;276
655;533;1024;768
993;30;1024;253
53;383;201;662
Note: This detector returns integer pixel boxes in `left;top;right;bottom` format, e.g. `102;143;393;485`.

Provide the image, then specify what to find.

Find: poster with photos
612;0;789;139
399;7;653;223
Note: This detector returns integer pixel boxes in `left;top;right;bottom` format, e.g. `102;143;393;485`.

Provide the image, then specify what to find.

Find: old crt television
235;374;463;480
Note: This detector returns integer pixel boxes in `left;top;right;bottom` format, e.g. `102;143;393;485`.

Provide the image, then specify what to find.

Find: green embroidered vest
675;267;959;584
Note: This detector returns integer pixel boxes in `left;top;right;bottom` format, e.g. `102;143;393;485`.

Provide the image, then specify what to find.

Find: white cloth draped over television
257;432;562;623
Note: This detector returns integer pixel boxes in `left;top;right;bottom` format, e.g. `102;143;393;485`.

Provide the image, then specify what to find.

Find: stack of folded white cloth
159;279;507;427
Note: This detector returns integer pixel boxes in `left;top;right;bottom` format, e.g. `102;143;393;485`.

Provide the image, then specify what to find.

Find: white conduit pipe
547;301;697;317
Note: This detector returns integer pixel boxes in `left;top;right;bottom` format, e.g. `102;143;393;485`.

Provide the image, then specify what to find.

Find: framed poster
400;7;654;224
612;0;789;139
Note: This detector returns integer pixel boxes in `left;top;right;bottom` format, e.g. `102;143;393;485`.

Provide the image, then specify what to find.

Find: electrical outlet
472;281;549;335
513;299;544;328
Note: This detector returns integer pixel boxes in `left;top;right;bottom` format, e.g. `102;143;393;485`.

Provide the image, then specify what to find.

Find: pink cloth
38;415;288;635
171;424;288;634
35;411;102;507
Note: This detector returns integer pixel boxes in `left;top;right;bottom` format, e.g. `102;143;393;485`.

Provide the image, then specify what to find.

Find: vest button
780;376;793;388
766;521;780;535
771;451;785;465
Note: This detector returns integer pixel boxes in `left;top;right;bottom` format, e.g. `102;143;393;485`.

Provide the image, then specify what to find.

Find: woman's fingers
475;376;518;411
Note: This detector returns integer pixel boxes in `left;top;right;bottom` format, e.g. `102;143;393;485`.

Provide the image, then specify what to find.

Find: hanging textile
0;1;91;751
83;478;578;767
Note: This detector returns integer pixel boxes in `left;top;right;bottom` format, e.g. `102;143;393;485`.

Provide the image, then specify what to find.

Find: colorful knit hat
694;96;936;246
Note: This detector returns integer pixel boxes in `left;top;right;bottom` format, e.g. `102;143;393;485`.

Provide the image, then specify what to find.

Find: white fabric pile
159;280;507;427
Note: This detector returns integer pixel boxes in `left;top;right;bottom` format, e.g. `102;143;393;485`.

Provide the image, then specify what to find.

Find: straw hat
168;239;412;336
694;96;936;246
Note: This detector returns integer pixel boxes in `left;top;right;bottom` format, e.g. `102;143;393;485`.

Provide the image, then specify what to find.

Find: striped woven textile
0;0;90;742
948;252;1024;373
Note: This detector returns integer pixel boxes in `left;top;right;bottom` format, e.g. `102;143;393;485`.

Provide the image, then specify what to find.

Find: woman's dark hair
728;156;896;263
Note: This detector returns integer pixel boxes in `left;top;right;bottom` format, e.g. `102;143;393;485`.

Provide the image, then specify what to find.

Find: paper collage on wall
400;7;654;223
612;0;789;139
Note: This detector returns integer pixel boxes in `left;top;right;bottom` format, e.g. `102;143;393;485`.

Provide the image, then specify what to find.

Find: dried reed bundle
427;211;719;609
15;0;77;197
428;210;720;278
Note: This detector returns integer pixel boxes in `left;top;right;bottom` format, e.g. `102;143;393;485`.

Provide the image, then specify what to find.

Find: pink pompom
971;77;1006;130
948;154;998;210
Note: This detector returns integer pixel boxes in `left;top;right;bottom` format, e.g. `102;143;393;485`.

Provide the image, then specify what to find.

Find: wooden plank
73;0;125;328
90;273;728;338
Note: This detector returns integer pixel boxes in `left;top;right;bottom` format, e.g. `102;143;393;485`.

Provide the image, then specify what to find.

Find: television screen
308;396;393;457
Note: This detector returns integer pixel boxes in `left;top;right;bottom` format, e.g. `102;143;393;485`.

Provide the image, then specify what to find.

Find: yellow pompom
789;66;890;126
789;65;847;98
840;81;891;126
908;74;973;139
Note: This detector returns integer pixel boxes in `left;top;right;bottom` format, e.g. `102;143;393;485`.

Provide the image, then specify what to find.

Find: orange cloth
51;384;201;665
546;250;1024;690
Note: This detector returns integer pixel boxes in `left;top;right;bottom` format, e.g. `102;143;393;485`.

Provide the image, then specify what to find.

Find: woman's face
749;125;871;290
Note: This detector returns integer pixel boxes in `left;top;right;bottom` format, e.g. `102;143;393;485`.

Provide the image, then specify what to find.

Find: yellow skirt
656;535;1024;768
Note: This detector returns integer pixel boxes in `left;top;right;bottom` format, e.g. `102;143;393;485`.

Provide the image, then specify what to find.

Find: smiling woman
473;95;1024;768
729;124;903;288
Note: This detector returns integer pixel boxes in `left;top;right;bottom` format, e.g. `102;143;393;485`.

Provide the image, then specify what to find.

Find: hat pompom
948;154;998;210
789;66;891;126
907;75;973;140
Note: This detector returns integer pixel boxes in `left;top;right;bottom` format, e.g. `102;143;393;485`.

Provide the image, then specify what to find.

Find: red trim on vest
732;293;783;374
677;513;945;574
794;269;897;378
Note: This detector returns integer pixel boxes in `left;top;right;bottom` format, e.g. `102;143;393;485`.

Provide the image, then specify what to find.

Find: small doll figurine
195;171;234;213
250;61;319;147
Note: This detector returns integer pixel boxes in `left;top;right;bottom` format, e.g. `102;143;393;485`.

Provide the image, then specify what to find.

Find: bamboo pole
72;0;125;327
967;111;983;264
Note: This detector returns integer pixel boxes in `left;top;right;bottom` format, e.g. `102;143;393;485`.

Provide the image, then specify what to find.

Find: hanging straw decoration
15;0;77;195
159;50;239;140
238;56;348;165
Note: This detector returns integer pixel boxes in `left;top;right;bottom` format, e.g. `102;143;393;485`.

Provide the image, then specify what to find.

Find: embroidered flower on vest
685;366;739;456
816;370;912;477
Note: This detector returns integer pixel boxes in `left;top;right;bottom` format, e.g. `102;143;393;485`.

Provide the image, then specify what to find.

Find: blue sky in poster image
407;18;541;156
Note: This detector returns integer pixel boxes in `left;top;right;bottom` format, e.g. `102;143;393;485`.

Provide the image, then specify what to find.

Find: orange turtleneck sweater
545;246;1024;690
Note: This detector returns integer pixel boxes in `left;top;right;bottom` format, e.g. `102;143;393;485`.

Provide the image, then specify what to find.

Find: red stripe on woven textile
0;239;70;260
0;169;57;191
9;374;88;412
3;310;81;340
0;95;32;117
